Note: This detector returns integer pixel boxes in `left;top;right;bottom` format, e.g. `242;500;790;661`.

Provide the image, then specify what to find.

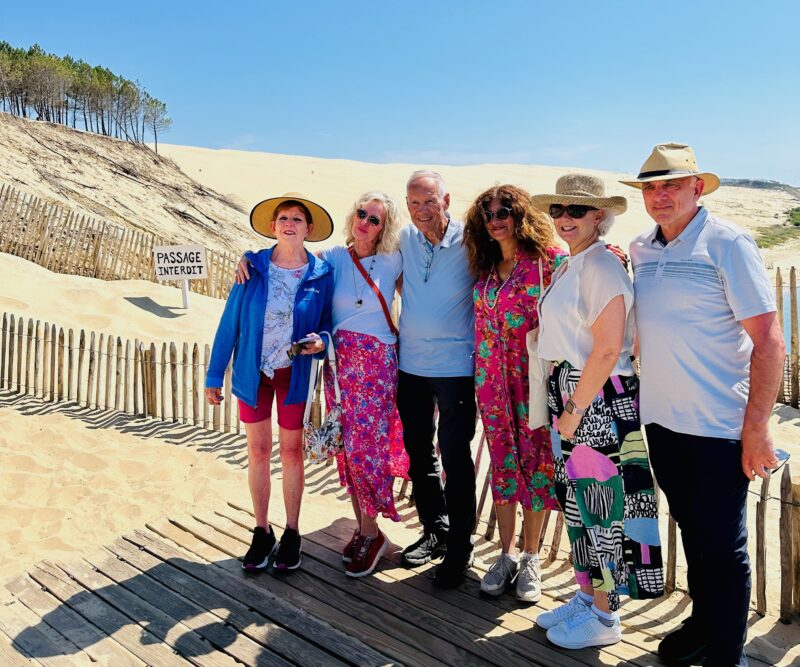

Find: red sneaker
342;529;361;563
345;531;387;578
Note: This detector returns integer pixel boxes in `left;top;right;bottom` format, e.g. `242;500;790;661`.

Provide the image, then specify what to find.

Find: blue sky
4;1;800;183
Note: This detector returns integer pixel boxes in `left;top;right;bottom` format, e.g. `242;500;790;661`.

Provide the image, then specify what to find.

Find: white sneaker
515;553;542;602
546;608;621;649
480;552;518;596
535;592;591;629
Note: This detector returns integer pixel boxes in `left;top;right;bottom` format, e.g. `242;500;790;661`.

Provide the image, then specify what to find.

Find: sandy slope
161;144;800;269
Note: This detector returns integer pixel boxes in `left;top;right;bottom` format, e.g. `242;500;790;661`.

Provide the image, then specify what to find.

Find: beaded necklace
482;258;518;310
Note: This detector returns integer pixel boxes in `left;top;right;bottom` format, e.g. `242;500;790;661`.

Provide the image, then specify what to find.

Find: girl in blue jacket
205;194;334;573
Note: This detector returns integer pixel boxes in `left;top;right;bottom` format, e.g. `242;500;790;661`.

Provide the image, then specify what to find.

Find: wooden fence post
779;465;795;622
33;320;41;398
204;344;211;430
105;335;114;409
7;314;15;390
76;330;85;405
25;319;33;393
0;313;7;388
57;328;64;401
133;340;140;415
150;343;158;419
160;342;168;420
114;337;123;411
124;340;131;414
192;344;199;426
776;269;785;404
15;316;23;393
755;475;770;615
86;332;96;409
182;342;189;424
170;342;178;423
67;329;74;401
790;267;798;408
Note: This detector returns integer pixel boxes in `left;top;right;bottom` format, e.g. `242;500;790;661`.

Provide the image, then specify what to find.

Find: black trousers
397;371;477;552
645;423;751;667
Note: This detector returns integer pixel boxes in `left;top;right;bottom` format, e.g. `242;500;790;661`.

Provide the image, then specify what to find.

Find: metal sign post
153;244;208;309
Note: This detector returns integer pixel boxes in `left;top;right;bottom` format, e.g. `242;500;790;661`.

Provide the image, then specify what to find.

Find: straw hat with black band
620;143;720;194
250;192;334;242
531;174;627;215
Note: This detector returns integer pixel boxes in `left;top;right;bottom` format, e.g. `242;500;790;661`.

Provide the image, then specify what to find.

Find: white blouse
260;262;308;376
537;241;636;377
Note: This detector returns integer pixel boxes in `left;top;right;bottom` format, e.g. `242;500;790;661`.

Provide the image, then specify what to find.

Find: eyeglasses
769;448;791;475
356;208;381;226
549;204;598;219
482;206;513;223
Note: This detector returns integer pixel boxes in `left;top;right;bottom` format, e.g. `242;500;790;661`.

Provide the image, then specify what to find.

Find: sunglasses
356;208;381;226
549;204;598;219
482;206;513;222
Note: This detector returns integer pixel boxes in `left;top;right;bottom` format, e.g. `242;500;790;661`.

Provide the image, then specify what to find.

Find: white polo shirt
630;207;776;439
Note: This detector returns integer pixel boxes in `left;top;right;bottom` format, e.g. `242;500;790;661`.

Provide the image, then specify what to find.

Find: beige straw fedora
620;143;720;194
531;174;627;215
250;192;334;242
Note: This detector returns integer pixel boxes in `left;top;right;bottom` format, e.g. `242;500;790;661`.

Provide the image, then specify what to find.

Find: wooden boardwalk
0;456;794;666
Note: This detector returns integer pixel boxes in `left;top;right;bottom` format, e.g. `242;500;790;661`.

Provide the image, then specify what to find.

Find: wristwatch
564;398;586;416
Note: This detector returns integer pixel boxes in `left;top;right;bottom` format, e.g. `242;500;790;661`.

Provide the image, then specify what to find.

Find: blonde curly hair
343;191;401;254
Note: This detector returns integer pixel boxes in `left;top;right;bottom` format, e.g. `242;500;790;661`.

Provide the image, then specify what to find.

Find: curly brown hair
463;184;556;278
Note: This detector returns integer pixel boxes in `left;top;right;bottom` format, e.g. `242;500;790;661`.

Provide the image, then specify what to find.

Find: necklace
352;251;377;308
482;259;518;310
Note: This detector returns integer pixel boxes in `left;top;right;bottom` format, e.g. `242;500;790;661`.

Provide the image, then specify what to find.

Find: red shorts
238;367;304;430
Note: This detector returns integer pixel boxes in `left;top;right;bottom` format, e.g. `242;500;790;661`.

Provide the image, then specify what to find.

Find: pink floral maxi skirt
324;330;408;521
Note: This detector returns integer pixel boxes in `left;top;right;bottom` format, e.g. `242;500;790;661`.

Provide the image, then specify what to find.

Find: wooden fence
0;182;238;299
2;310;799;621
0;312;241;434
777;266;800;408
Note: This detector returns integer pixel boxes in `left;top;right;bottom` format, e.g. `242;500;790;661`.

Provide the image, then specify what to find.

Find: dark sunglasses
549;204;598;219
356;208;381;226
482;206;513;222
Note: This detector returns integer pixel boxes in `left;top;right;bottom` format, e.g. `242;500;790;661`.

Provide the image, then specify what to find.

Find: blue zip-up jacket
205;246;334;407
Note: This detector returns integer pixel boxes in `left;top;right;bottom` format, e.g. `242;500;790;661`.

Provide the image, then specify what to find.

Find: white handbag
302;332;344;463
527;258;552;430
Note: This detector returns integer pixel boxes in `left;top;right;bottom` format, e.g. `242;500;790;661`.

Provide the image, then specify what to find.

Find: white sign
153;244;208;281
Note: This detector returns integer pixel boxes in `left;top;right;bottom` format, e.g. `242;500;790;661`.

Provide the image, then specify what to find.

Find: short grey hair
343;191;401;254
597;212;616;236
406;170;447;197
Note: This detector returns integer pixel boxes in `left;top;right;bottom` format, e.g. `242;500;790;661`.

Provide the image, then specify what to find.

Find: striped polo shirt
629;207;775;439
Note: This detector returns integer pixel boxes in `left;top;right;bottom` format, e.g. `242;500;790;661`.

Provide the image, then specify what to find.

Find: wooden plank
1;313;7;388
56;328;64;401
790;267;798;408
66;329;74;401
25;319;33;393
170;342;179;422
115;337;123;411
133;340;140;415
203;344;211;429
0;629;39;666
85;332;96;409
94;333;104;409
192;344;199;426
149;343;158;418
0;593;78;667
104;537;340;667
161;342;168;420
75;330;84;405
223;363;232;432
5;573;138;667
33;321;41;399
182;342;189;424
123;340;131;413
665;516;677;594
104;335;114;409
779;465;794;622
57;558;239;667
213;508;588;667
755;475;770;615
27;561;193;666
7;314;15;390
144;520;432;666
169;515;511;667
15;316;24;393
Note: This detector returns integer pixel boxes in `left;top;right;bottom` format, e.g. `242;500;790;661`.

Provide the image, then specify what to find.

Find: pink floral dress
473;247;566;511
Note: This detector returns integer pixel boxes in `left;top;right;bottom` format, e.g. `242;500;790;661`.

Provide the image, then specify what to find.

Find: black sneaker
401;531;447;567
433;548;474;589
658;617;707;665
242;526;276;572
274;527;302;572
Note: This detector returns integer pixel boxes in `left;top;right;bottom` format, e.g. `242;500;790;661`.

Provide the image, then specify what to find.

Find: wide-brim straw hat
250;192;334;242
531;174;627;215
620;143;720;194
